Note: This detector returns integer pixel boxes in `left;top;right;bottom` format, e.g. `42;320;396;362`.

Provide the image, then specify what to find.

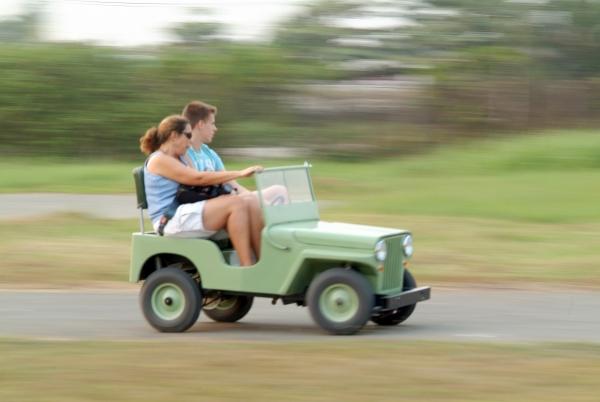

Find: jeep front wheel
371;269;417;326
306;268;374;335
140;267;202;332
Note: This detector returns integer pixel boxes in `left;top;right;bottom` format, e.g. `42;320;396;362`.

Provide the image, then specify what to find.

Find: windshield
255;165;319;225
256;166;315;206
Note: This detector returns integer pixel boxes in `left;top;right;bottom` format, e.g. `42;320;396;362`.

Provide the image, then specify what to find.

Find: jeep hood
291;221;408;250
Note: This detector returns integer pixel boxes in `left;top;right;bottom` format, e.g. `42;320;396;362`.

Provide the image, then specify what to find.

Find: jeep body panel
130;231;400;296
291;221;408;249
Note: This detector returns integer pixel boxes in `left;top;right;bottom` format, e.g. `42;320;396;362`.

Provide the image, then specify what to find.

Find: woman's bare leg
239;185;288;259
203;196;253;266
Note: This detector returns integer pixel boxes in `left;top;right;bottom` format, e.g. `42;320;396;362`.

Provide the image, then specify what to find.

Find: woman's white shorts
153;201;216;238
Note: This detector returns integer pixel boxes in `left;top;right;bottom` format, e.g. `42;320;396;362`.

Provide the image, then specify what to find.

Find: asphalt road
1;286;599;342
0;194;339;220
0;194;136;220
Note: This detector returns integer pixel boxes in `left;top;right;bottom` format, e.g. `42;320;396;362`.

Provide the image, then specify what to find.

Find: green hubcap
319;284;359;322
151;283;185;320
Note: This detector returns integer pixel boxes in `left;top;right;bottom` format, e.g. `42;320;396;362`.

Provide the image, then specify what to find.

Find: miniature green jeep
130;164;430;335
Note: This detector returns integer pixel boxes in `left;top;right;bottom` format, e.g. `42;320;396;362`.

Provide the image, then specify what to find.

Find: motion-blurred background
1;2;600;401
1;0;599;159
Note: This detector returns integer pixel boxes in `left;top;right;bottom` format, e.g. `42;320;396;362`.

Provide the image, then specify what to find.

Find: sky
0;0;308;46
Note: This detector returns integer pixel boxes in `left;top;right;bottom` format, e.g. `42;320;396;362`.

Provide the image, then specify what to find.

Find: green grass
1;339;600;402
307;129;600;222
332;214;600;285
316;169;600;223
0;215;132;285
2;130;599;222
0;158;137;193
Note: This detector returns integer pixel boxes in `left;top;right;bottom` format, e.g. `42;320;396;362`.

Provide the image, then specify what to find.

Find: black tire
371;269;417;326
140;267;202;333
306;268;374;335
203;295;254;323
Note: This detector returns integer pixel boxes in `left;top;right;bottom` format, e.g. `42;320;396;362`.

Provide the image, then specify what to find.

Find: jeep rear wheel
140;267;202;333
203;295;253;323
307;268;374;335
371;269;417;326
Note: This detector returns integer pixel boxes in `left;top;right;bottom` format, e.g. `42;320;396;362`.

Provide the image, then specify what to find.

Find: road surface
0;194;339;220
1;286;598;342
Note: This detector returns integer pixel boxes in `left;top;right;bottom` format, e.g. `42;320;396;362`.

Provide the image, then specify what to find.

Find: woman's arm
148;153;261;186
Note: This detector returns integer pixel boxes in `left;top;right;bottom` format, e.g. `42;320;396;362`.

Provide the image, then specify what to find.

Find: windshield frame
255;163;319;225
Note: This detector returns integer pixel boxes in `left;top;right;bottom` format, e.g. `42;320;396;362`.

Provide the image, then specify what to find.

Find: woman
139;115;262;267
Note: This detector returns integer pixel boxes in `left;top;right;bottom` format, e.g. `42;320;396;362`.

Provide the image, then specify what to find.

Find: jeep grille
382;236;403;290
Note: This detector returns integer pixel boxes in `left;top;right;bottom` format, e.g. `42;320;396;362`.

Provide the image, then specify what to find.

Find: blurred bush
0;42;317;158
0;0;599;159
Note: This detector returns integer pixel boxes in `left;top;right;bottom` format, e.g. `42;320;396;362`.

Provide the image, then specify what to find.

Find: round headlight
403;235;414;258
374;240;387;262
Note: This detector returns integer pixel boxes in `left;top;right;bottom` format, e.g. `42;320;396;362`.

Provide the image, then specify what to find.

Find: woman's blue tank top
144;151;182;224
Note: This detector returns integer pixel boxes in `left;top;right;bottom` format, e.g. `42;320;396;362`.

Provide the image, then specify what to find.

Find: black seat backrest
132;166;147;210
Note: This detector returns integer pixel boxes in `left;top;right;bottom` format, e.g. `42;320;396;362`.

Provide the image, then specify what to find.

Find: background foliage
0;0;599;158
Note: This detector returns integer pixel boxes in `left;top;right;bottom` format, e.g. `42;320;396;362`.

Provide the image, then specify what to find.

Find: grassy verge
1;339;599;402
0;158;137;194
0;215;132;285
329;213;600;286
1;214;598;287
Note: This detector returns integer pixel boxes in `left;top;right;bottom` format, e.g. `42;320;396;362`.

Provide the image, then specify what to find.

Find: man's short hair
182;101;217;128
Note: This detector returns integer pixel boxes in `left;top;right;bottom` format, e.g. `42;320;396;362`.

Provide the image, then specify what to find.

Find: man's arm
211;148;251;193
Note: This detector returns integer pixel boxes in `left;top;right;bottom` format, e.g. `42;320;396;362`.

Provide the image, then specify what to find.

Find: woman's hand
239;165;264;178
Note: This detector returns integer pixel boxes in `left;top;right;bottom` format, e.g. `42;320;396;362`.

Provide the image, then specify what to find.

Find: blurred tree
539;0;600;78
274;1;355;60
0;2;43;42
274;0;600;139
0;0;598;159
274;0;425;77
172;21;222;44
171;8;222;45
401;0;600;128
416;0;600;79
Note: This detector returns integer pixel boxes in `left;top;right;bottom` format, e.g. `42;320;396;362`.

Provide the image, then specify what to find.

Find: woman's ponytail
139;126;159;155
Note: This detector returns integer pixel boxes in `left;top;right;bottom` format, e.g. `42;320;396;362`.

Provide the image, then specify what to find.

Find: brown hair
182;100;217;128
139;115;189;155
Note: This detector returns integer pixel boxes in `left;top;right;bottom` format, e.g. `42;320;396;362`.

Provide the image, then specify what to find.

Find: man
182;100;268;259
182;100;249;194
